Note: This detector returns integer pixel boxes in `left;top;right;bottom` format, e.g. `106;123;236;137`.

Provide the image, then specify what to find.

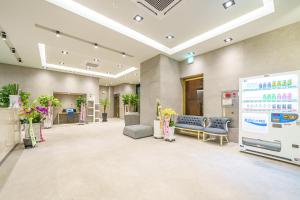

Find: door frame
182;74;204;114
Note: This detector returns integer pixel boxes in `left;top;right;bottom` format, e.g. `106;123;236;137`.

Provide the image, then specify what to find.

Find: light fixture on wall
133;15;144;22
1;31;6;40
56;30;61;37
224;37;233;43
223;0;235;9
165;35;175;39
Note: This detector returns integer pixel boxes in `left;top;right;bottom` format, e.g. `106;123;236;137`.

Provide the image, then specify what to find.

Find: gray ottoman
123;125;153;139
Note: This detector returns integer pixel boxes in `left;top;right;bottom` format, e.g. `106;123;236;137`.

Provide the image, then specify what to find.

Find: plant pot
9;95;19;108
32;123;41;142
102;113;108;122
44;106;53;129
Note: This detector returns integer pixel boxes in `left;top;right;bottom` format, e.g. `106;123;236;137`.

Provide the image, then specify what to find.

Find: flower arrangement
161;108;177;127
36;95;60;108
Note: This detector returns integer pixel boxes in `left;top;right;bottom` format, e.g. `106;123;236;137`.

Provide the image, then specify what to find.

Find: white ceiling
0;0;300;86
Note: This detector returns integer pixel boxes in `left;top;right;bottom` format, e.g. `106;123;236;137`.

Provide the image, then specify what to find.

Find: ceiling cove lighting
38;43;136;78
1;31;6;40
223;0;235;9
224;37;233;43
46;0;274;55
133;15;144;22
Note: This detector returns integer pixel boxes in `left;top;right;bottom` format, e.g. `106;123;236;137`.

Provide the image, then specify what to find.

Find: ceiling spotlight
1;31;7;40
94;43;98;49
166;35;175;39
224;37;233;43
133;15;144;22
56;30;60;37
11;48;16;54
61;50;69;55
121;52;126;58
223;0;235;9
18;58;22;63
93;58;100;62
59;61;64;65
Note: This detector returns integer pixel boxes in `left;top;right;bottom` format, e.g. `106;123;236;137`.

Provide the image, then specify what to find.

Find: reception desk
0;108;20;162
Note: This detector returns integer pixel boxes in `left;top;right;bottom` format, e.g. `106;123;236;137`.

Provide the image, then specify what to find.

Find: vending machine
239;70;300;165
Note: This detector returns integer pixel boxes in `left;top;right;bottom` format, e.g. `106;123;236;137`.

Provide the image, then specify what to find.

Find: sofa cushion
175;123;204;131
123;125;153;139
176;115;206;127
204;127;227;135
209;117;230;129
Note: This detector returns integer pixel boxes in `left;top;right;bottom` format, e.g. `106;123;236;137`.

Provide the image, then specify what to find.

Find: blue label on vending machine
271;113;299;124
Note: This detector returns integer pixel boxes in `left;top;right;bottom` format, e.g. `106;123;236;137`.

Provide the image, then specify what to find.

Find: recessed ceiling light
94;43;98;49
224;37;233;43
61;50;69;55
18;58;22;63
223;0;235;9
121;52;126;58
59;61;64;65
56;30;61;37
1;31;6;40
11;48;16;54
93;58;100;62
166;35;175;39
133;15;143;22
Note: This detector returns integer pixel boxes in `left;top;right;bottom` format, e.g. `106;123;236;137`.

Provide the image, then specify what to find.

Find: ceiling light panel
38;43;136;79
223;0;236;9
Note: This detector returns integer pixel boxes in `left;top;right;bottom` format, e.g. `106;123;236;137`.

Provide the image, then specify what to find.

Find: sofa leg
203;133;205;142
225;136;229;143
220;136;223;146
197;131;200;140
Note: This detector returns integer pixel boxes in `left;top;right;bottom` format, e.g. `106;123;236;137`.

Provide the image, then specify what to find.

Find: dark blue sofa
203;117;231;145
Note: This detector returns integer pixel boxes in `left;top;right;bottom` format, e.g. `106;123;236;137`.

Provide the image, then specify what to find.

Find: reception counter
0;108;20;162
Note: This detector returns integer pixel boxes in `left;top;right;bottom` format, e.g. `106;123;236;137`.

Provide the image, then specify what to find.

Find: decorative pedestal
154;120;163;139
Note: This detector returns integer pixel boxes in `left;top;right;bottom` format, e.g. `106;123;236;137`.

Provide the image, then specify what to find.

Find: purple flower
36;106;48;114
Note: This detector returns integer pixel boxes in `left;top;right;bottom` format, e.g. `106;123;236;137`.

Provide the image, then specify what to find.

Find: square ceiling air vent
132;0;183;19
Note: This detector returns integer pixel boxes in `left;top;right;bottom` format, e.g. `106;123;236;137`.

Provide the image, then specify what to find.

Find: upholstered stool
123;125;153;139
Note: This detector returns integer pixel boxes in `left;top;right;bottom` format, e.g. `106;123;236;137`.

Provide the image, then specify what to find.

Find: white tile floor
0;119;300;200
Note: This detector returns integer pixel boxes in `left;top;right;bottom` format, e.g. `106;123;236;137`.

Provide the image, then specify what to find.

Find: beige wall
180;21;300;117
113;84;136;119
0;64;100;103
140;54;182;126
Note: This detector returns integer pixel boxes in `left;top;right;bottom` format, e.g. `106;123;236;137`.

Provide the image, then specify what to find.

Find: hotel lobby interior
1;0;300;199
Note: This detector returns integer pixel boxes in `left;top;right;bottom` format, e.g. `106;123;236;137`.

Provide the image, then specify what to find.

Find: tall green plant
76;96;86;111
0;83;19;107
121;94;130;105
129;94;139;111
100;98;109;113
20;91;30;107
37;95;60;107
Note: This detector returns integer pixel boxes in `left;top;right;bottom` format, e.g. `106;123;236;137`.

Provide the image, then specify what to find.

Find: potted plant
100;98;109;122
76;96;86;111
19;103;48;148
0;83;20;108
129;94;139;112
121;94;130;113
36;95;60;129
162;108;177;142
76;96;87;124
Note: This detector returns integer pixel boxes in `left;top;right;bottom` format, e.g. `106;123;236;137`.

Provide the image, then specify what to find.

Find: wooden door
185;78;203;116
114;94;120;118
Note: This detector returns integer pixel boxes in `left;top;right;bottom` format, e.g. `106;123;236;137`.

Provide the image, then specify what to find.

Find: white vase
44;106;53;129
154;120;163;139
32;123;41;142
9;95;19;108
168;127;175;141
